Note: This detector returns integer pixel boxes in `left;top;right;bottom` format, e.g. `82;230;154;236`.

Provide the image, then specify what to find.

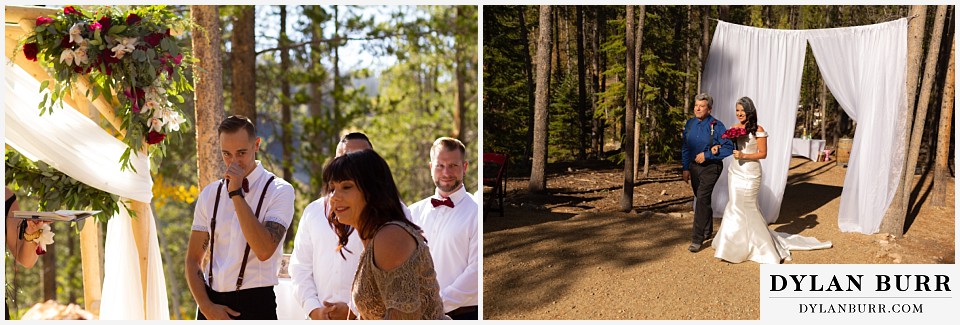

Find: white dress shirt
409;185;479;312
290;196;413;317
192;161;295;292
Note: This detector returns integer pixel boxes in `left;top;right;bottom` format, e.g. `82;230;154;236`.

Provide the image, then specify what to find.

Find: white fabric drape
807;19;908;234
703;21;807;223
5;62;168;318
99;205;170;320
4;62;153;203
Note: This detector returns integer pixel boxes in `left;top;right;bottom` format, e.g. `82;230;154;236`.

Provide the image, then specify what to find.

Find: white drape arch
4;62;169;319
702;19;907;235
703;21;807;224
807;19;909;234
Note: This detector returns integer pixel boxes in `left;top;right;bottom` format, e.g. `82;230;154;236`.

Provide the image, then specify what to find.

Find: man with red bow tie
409;137;478;319
185;115;295;320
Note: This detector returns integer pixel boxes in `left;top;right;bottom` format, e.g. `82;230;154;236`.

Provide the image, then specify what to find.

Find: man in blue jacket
681;93;733;253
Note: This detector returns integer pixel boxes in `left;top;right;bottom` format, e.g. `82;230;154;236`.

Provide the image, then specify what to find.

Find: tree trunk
529;5;552;193
308;7;326;198
698;6;710;94
622;5;636;212
333;7;343;155
881;5;944;235
192;5;226;188
684;6;693;116
593;7;604;157
454;6;467;141
519;6;535;162
632;6;647;179
279;5;293;182
931;37;955;207
576;6;587;160
230;5;256;125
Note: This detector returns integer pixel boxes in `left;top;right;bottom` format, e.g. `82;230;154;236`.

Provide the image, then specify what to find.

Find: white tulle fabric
713;133;832;264
5;62;168;319
703;20;908;234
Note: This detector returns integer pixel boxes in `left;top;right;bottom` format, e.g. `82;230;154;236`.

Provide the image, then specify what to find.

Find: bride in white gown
712;97;832;264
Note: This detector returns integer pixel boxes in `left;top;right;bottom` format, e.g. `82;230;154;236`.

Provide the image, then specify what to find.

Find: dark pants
447;305;479;320
689;161;722;244
197;285;277;320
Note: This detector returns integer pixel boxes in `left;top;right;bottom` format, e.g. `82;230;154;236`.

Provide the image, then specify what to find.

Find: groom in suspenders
185;115;295;319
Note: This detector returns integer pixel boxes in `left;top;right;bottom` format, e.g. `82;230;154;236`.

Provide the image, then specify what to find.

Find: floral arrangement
19;5;193;171
721;127;747;140
722;127;748;151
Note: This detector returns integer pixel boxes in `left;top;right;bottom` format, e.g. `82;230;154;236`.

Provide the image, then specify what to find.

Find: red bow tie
431;197;454;208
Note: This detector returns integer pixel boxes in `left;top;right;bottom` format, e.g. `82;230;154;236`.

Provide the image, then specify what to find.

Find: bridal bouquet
19;5;193;171
721;127;748;150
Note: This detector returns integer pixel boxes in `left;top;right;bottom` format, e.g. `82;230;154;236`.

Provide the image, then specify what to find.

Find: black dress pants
197;285;277;320
689;161;722;244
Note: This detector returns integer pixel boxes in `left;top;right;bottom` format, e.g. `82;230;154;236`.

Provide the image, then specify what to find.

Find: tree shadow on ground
773;182;842;235
484;191;601;233
904;165;933;234
483;211;689;315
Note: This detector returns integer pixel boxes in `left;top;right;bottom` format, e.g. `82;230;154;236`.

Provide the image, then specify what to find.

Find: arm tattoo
265;221;287;246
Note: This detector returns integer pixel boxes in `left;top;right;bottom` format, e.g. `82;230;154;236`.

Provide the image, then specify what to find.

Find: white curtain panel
3;62;153;202
99;205;169;320
807;19;908;234
702;21;807;223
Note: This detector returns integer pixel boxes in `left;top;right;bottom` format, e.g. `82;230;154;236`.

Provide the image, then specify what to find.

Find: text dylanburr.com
760;264;957;321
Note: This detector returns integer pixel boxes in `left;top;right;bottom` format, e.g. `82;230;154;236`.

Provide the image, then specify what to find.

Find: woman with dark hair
5;187;50;319
712;97;830;264
318;149;447;320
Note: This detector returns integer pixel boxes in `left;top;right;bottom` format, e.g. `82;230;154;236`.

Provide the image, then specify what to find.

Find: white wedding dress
713;131;832;264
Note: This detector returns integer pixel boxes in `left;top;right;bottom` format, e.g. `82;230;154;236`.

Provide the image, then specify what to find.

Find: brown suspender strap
207;181;224;287
235;176;275;291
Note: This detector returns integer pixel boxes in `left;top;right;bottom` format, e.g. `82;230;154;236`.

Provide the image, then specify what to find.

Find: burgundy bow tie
431;197;454;208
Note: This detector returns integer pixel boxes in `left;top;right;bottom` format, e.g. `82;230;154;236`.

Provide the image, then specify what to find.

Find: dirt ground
482;158;955;320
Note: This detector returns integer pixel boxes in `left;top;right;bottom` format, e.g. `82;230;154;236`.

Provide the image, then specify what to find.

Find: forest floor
482;157;955;320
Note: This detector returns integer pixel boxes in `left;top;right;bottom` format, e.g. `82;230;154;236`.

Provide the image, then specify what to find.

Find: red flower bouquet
721;127;748;150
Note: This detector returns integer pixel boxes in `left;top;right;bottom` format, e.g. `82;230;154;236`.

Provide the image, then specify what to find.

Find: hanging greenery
18;5;194;171
4;149;128;223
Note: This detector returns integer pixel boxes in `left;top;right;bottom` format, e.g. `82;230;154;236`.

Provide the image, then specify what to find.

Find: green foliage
482;5;534;168
5;149;127;223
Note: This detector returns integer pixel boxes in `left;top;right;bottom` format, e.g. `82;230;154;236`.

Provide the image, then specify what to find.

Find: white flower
59;48;76;66
69;23;85;44
166;112;185;132
34;223;55;252
73;45;89;66
143;100;160;115
148;117;164;133
111;37;137;59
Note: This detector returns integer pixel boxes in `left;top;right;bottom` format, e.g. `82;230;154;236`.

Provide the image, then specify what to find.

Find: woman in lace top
317;149;447;320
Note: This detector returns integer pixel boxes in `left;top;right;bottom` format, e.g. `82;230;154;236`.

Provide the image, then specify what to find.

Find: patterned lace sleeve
370;229;424;318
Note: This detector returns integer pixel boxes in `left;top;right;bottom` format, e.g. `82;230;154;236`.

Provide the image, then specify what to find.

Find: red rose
126;13;141;25
36;16;54;26
22;43;39;61
63;6;80;16
89;21;102;31
97;16;112;33
60;35;73;48
173;53;183;65
144;32;166;47
100;48;120;64
146;131;166;145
